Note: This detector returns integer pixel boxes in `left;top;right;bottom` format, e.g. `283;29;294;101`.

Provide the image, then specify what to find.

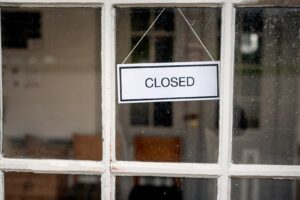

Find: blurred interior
2;7;102;200
2;6;300;200
5;172;101;200
232;8;300;200
116;7;221;200
116;8;221;164
233;8;300;166
232;178;299;200
2;7;102;160
116;176;217;200
115;7;300;200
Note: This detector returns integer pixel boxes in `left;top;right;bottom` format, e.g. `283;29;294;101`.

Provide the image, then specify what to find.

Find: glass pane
232;178;297;200
153;102;172;126
131;9;150;31
155;36;173;62
116;8;221;163
117;176;217;200
5;172;101;200
131;36;149;63
233;8;300;164
130;104;149;126
154;9;174;31
2;8;102;160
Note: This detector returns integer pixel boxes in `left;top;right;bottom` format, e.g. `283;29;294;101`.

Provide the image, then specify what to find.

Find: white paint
112;161;221;177
101;2;115;200
118;61;220;103
111;0;224;6
0;158;104;174
0;0;103;6
0;8;2;156
217;3;235;200
230;164;300;178
0;172;3;200
0;9;3;200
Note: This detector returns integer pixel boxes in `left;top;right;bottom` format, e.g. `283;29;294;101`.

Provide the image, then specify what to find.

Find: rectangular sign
117;61;220;103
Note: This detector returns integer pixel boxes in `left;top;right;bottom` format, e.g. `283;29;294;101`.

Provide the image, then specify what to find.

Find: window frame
0;1;299;200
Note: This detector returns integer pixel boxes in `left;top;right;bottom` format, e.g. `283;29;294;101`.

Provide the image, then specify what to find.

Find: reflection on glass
232;178;298;200
233;8;300;164
116;8;221;163
116;176;217;200
2;8;102;160
5;172;101;200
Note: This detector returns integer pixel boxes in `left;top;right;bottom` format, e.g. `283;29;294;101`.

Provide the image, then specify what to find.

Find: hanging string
177;8;215;61
122;8;166;64
122;8;215;64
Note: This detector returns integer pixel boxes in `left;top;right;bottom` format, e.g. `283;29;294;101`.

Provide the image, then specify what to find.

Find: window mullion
0;8;3;159
111;0;225;5
0;0;104;6
111;161;221;177
0;172;3;200
101;1;115;200
0;8;4;200
218;2;235;200
230;164;300;178
0;158;105;174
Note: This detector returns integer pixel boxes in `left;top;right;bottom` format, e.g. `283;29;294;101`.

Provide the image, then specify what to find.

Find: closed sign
117;61;220;103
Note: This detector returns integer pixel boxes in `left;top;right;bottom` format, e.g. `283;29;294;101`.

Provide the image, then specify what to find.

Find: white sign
117;61;220;103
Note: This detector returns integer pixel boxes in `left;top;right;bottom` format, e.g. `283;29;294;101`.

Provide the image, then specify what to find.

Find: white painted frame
241;149;260;200
0;1;300;200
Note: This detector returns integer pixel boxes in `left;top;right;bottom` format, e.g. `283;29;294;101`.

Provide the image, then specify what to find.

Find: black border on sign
119;63;220;102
